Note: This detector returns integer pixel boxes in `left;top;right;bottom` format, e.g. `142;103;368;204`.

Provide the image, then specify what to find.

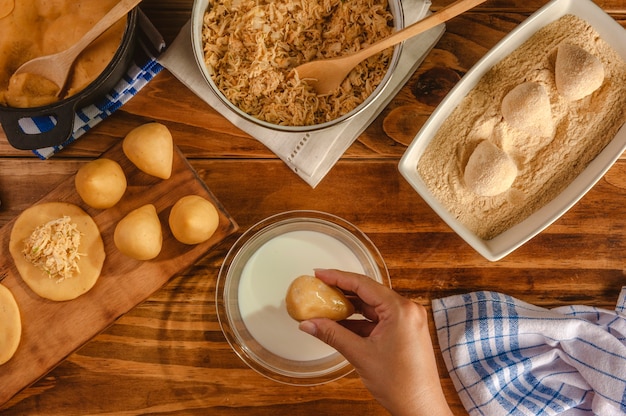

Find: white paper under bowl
216;211;389;385
398;0;626;262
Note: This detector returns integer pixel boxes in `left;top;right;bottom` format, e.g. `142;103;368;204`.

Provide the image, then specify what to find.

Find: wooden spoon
293;0;486;95
12;0;142;96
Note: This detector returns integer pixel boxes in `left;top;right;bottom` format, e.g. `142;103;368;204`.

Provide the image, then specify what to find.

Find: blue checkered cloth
26;12;165;159
433;288;626;415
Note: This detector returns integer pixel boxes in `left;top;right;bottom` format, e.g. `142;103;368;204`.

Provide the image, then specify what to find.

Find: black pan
0;8;138;151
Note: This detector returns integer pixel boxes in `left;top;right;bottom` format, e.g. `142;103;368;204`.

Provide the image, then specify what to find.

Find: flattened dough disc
9;202;105;301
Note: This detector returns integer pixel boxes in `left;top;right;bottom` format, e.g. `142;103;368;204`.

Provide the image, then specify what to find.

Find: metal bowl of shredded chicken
191;0;404;131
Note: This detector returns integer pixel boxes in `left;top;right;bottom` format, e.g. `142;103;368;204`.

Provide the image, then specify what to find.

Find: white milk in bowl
238;229;365;362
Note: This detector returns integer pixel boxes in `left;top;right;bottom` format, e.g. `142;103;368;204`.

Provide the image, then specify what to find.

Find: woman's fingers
339;319;377;337
347;296;379;323
299;318;366;364
314;268;396;308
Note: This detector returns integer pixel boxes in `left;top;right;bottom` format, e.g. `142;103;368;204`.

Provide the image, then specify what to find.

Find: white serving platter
398;0;626;261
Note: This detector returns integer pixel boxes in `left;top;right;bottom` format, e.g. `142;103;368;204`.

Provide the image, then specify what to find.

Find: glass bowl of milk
216;210;389;385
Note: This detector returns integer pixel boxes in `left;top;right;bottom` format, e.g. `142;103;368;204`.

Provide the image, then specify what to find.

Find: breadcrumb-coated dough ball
464;140;518;197
501;82;553;138
555;43;604;101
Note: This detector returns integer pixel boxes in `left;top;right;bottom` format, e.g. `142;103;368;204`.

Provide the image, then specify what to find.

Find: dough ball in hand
286;275;355;321
464;140;518;196
501;82;553;137
555;43;604;101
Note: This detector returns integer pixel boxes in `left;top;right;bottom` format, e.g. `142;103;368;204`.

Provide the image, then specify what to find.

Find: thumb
299;319;364;364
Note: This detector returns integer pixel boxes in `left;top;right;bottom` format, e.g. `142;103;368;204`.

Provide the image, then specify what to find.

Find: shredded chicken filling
202;0;395;126
22;216;83;282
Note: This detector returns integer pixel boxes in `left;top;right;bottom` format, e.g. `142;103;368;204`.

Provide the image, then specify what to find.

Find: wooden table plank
3;158;624;414
1;0;625;413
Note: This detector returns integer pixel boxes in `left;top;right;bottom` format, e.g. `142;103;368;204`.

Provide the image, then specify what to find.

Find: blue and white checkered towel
433;288;626;415
27;11;165;159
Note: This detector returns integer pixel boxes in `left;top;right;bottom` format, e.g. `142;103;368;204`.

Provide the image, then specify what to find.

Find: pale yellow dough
0;284;21;365
0;0;125;107
9;202;105;301
114;204;163;260
169;195;219;245
285;275;354;322
123;123;174;180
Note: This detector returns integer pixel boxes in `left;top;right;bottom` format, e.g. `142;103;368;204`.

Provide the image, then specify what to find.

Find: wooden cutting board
0;140;238;405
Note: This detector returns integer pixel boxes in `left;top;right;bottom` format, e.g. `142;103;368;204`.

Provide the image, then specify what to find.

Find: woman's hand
298;269;453;416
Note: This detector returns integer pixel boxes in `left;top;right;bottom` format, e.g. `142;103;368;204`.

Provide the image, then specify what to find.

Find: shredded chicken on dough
22;216;83;283
202;0;395;126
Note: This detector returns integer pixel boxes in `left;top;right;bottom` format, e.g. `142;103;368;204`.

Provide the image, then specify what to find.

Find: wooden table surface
1;0;625;414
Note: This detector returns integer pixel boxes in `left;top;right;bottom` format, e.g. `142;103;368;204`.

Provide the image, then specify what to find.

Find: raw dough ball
0;284;21;365
168;195;219;245
123;122;174;180
555;43;604;101
114;204;163;260
75;158;127;209
501;82;553;137
464;140;518;196
9;202;105;301
286;275;355;321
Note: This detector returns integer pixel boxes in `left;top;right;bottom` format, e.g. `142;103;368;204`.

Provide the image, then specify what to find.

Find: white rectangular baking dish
398;0;626;261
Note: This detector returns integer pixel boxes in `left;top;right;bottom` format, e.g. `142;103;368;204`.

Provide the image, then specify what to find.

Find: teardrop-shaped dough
123;123;174;180
286;275;354;321
555;43;604;101
501;82;553;138
114;204;163;260
464;140;518;197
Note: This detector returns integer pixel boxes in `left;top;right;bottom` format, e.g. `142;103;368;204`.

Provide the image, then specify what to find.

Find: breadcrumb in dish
201;0;395;126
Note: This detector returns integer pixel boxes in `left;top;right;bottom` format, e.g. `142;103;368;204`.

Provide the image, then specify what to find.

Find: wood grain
0;141;237;406
0;0;625;414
